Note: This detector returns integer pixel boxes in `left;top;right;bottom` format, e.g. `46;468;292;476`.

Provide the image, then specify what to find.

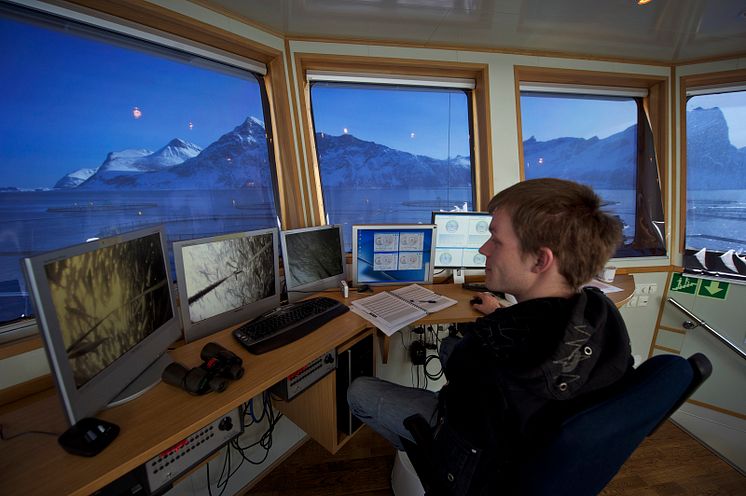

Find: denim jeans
346;335;460;450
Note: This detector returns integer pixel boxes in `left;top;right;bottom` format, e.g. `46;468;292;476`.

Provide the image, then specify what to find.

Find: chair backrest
402;353;712;496
516;353;712;496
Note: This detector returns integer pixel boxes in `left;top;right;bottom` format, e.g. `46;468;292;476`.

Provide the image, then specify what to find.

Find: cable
0;424;59;440
424;354;444;381
205;393;284;495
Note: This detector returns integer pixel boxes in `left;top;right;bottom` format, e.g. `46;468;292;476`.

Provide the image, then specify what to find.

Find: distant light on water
132;106;142;119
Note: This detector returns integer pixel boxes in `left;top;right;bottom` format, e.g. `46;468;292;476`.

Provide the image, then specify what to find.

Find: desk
0;278;633;495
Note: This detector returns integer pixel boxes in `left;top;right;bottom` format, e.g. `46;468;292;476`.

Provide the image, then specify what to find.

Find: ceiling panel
202;0;746;62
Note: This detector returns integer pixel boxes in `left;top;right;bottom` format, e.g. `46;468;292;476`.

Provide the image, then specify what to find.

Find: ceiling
201;0;746;64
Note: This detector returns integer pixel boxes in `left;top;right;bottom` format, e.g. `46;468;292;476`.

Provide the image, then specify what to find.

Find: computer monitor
352;224;436;287
22;225;182;426
431;211;491;270
281;225;346;303
173;228;281;343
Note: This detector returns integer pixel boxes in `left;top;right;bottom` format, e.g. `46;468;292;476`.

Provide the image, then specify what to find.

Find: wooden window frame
64;0;304;229
293;53;493;228
514;66;670;256
678;68;746;255
0;0;302;353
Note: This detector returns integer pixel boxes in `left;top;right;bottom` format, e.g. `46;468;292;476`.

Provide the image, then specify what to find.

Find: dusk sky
311;84;472;160
687;91;746;149
3;11;743;191
0;15;263;189
520;93;637;142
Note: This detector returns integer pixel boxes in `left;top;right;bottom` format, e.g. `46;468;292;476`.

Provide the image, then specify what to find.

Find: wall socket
634;283;657;295
626;294;651;307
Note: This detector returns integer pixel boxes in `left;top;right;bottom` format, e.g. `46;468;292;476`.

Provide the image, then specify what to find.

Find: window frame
515;66;670;259
680;68;746;280
0;0;297;345
294;54;493;230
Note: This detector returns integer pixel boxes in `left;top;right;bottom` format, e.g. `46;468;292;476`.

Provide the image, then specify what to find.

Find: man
347;178;632;494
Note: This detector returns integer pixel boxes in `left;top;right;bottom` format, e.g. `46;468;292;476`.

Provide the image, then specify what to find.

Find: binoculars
162;342;244;395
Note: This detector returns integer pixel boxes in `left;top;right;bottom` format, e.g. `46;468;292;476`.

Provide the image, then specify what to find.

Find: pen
410;299;437;303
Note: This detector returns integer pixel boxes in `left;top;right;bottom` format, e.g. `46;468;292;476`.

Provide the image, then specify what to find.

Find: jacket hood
539;287;631;399
475;287;631;401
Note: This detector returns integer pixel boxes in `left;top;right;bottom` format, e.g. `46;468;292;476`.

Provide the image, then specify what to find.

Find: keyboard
233;297;349;354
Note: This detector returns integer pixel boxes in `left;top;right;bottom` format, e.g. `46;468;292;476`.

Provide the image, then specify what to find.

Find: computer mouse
357;284;371;293
470;296;482;305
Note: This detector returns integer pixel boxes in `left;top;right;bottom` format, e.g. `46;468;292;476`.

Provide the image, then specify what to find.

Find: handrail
667;297;746;362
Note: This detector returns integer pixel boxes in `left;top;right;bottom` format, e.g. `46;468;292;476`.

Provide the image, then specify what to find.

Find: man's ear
532;247;555;273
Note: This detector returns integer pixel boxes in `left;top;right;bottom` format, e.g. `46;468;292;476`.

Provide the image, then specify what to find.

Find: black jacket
431;287;632;494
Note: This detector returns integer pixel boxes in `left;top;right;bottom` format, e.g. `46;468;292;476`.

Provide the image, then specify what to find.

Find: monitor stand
107;353;174;408
452;268;466;284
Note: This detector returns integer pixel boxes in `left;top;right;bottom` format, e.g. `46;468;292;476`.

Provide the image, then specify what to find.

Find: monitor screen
173;228;281;343
431;212;491;268
22;225;181;425
281;225;346;303
352;224;436;287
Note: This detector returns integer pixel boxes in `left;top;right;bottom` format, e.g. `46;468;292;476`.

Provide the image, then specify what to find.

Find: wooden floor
245;421;746;495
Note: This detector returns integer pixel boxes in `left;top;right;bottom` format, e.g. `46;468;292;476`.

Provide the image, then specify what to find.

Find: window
0;2;280;334
308;75;475;251
519;83;666;258
684;86;746;281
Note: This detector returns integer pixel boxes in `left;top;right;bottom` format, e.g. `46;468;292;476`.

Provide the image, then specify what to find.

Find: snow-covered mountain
686;107;746;189
315;133;472;187
523;125;637;190
97;148;153;172
75;118;269;190
54;168;97;189
78;137;203;188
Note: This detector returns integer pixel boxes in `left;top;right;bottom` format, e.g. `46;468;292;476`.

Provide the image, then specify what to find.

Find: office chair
400;353;712;496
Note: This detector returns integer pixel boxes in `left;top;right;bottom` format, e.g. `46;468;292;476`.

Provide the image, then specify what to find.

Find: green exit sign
697;279;729;300
670;273;699;294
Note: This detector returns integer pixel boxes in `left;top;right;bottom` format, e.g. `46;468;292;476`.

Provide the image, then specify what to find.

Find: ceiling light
637;0;653;4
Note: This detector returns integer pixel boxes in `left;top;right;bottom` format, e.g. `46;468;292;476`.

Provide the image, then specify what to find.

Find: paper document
350;284;457;336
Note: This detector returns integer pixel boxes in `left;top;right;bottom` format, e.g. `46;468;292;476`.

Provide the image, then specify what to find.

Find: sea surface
1;187;743;323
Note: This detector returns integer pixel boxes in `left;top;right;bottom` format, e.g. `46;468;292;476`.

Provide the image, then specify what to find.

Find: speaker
336;334;374;436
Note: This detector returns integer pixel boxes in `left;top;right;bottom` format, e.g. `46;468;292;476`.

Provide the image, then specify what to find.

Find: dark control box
336;335;374;436
272;349;337;400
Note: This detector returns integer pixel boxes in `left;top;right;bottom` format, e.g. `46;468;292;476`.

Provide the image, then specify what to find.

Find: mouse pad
58;417;120;457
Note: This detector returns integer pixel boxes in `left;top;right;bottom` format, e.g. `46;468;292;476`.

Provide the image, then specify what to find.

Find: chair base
391;450;425;496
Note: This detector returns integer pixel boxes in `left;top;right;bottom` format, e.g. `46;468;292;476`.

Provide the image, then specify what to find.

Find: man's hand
470;292;502;314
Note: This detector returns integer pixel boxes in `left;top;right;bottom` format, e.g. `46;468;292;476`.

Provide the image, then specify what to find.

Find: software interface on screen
431;212;491;268
282;225;345;302
352;225;436;286
173;228;280;342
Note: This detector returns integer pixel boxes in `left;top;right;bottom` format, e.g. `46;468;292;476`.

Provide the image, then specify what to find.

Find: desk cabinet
273;329;376;453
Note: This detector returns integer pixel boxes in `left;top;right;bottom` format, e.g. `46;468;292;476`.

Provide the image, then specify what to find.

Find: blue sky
520;93;637;142
311;84;471;160
3;11;743;190
687;92;746;148
0;16;263;189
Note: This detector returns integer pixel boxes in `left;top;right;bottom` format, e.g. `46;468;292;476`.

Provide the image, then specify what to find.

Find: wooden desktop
0;277;633;495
